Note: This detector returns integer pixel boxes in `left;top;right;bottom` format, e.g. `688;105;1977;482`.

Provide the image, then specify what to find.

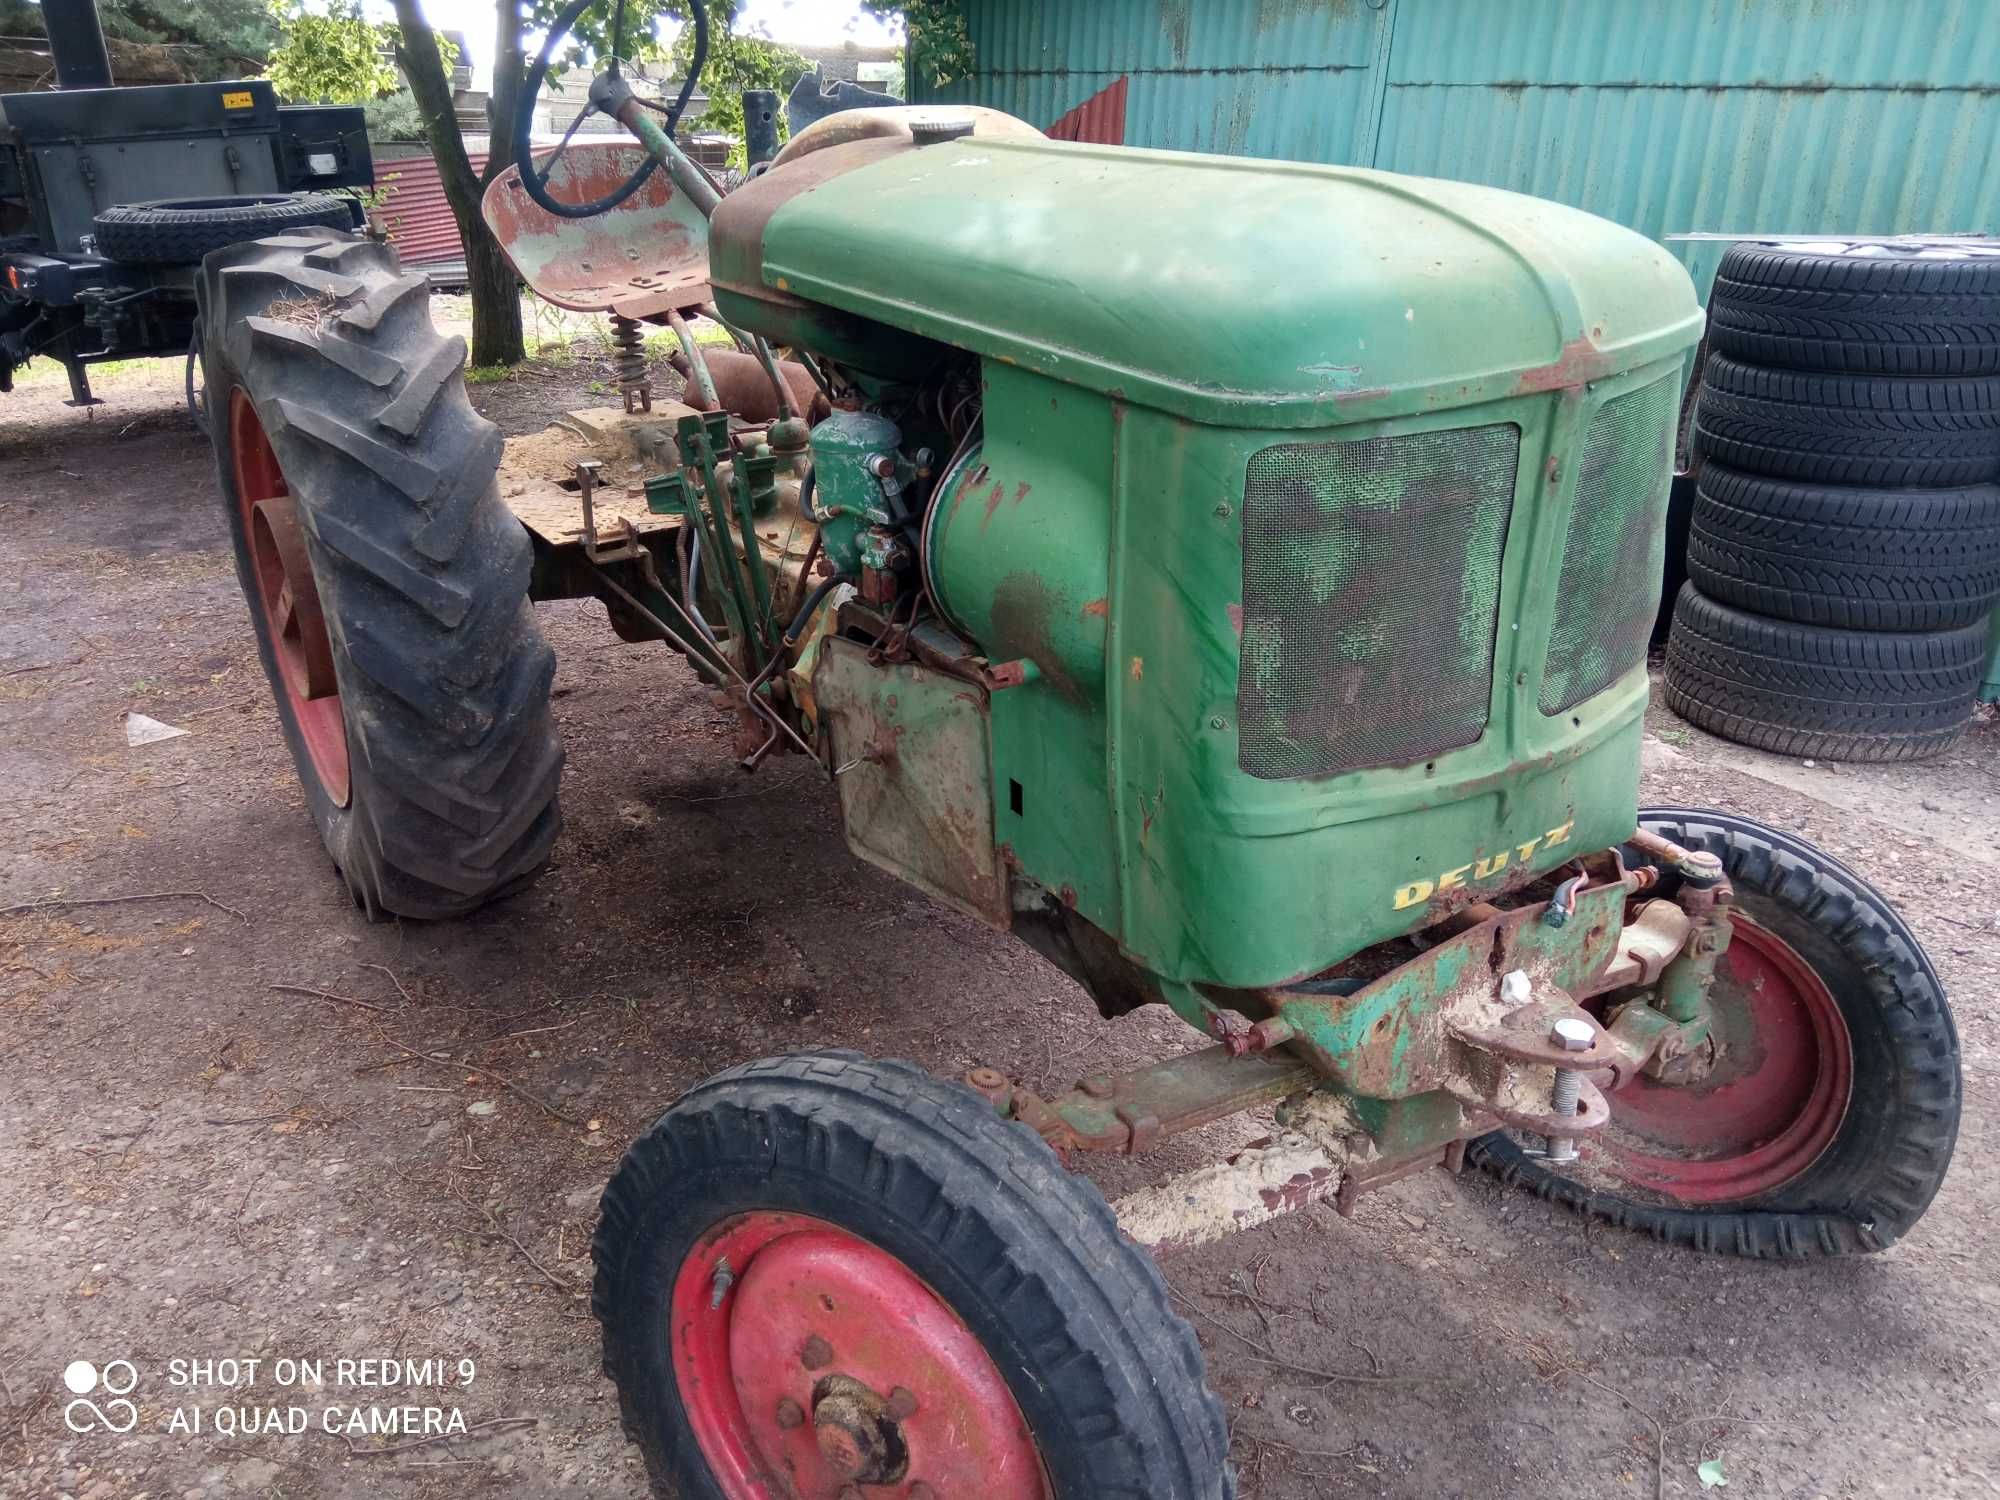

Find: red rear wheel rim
230;388;349;806
670;1211;1051;1500
1597;914;1853;1203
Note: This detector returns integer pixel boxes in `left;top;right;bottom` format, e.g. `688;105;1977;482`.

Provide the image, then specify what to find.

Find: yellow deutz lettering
1393;880;1433;910
1391;818;1579;910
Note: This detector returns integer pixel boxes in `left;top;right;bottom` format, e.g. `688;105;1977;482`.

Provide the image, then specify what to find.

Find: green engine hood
710;132;1702;426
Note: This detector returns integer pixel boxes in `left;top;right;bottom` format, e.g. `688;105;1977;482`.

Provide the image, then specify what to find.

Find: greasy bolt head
800;1334;834;1371
1551;1017;1594;1052
1498;969;1533;1006
1680;849;1726;885
817;1419;867;1475
811;1373;905;1484
1245;1017;1295;1053
774;1396;804;1430
886;1385;919;1421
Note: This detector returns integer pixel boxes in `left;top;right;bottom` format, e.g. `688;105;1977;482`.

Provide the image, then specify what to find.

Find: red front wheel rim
670;1211;1051;1500
230;388;350;806
1597;914;1854;1204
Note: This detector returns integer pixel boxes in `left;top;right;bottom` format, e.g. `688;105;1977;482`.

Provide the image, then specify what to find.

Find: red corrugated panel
1045;75;1127;144
373;149;490;267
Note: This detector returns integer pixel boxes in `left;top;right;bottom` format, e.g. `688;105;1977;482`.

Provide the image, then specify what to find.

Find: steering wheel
514;0;709;220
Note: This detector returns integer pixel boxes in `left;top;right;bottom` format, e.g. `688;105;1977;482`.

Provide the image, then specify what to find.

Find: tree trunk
393;0;523;367
463;235;524;369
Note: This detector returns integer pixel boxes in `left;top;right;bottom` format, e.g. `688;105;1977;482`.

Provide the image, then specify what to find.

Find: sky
362;0;904;90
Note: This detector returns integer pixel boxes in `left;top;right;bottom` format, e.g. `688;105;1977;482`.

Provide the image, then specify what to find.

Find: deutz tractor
196;3;1962;1495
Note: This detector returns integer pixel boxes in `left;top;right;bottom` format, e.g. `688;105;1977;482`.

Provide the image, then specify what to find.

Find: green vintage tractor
196;5;1961;1495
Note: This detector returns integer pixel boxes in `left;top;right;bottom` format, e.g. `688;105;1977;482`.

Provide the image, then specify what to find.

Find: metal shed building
912;0;1999;295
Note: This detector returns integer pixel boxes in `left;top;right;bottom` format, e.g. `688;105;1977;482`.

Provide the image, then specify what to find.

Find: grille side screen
1237;424;1521;780
1539;375;1678;716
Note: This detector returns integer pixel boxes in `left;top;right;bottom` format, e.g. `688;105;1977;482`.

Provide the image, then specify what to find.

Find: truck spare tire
94;193;358;265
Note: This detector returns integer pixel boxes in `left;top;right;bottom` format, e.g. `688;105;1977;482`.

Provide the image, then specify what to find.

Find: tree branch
390;0;524;367
485;0;524;183
390;0;480;222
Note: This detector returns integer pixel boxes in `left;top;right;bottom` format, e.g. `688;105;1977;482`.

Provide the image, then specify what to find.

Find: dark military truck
0;0;372;405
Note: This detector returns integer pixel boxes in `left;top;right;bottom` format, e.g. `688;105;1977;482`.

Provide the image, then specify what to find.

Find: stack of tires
1665;238;2000;761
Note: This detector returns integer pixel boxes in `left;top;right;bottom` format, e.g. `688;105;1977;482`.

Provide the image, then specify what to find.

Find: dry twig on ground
0;889;247;921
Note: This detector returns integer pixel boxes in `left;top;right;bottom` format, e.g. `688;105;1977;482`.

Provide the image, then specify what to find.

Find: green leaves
864;1;970;88
264;1;458;111
264;1;396;104
521;0;728;71
669;25;810;164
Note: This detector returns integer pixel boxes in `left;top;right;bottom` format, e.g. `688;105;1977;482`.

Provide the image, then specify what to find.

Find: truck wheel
200;228;562;919
1664;582;1986;762
1708;238;2000;377
1471;808;1961;1259
1687;463;2000;632
593;1052;1233;1500
95;193;357;265
1693;354;2000;487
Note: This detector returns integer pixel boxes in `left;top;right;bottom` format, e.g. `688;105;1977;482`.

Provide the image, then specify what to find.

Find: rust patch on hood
1514;334;1616;395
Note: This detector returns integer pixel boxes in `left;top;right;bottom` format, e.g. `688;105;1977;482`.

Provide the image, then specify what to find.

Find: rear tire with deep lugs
200;227;562;918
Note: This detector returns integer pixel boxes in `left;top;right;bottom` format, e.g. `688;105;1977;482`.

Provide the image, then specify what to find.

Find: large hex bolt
1545;1017;1593;1163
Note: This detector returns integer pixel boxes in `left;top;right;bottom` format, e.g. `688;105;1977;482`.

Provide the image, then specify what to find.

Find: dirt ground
2;341;1996;1500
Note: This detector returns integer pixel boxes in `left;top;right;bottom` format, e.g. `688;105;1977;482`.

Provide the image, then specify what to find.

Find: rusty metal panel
922;0;2000;297
915;0;1387;161
813;639;1009;927
481;140;711;317
1375;0;2000;297
1046;76;1127;144
372;148;485;267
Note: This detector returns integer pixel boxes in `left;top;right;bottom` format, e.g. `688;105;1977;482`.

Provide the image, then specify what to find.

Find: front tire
199;228;562;918
1472;808;1961;1258
593;1052;1233;1499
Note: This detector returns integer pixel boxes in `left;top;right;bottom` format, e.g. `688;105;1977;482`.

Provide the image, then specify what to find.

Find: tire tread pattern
593;1051;1235;1500
1471;808;1960;1260
1687;464;2000;631
95;194;356;265
1708;241;2000;376
198;227;561;918
1663;583;1984;761
1694;354;2000;486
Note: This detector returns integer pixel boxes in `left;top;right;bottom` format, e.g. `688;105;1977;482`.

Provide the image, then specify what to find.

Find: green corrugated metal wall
915;0;2000;296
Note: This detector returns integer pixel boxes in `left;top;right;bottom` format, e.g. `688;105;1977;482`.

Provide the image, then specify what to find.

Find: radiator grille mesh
1237;424;1520;779
1539;376;1678;715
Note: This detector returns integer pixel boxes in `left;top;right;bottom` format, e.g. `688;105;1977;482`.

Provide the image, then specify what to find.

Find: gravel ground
1;345;1996;1500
